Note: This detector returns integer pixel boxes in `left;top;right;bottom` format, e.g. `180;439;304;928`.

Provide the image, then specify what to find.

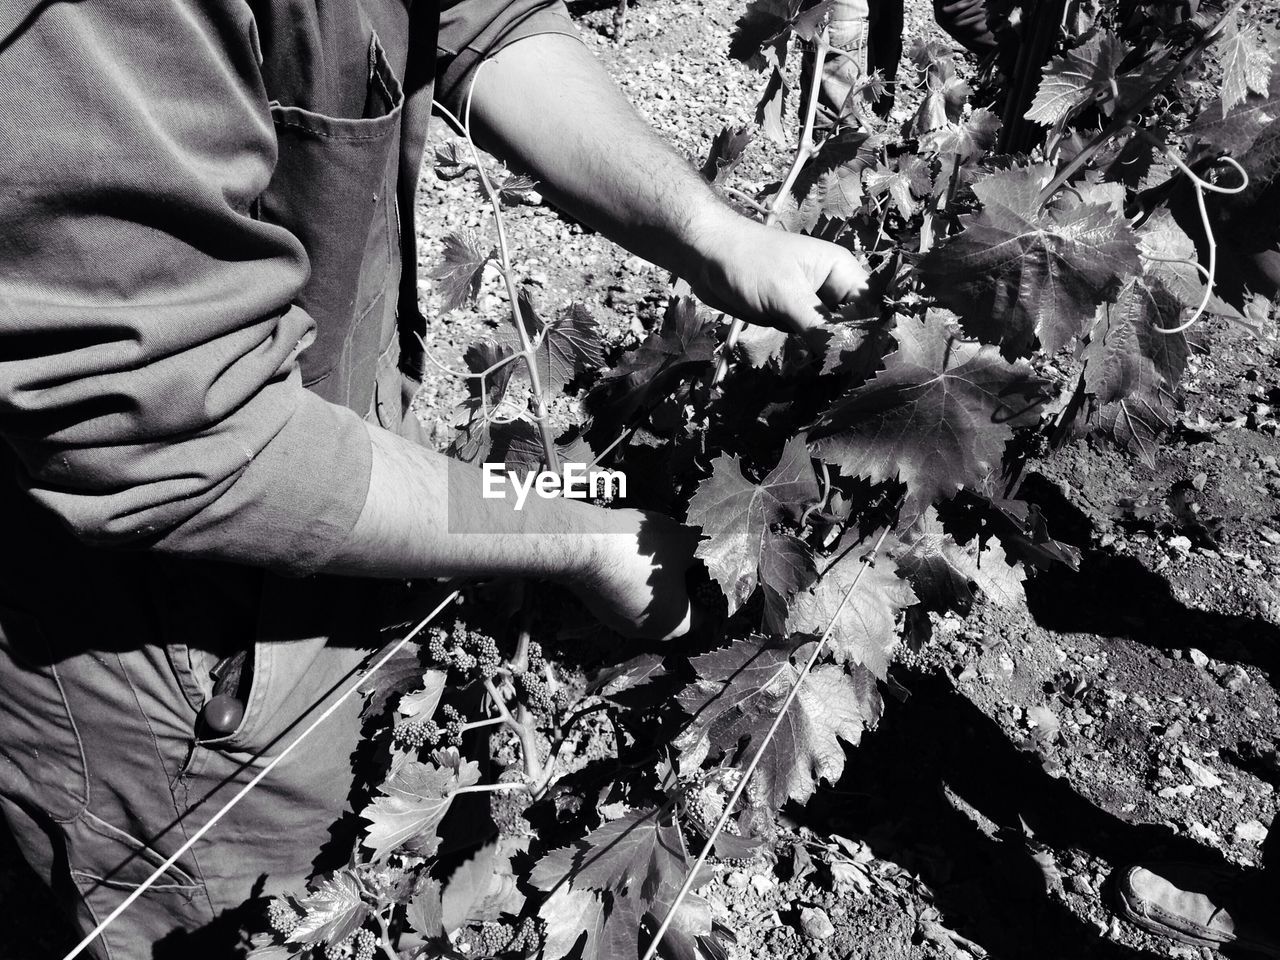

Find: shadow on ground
805;667;1231;960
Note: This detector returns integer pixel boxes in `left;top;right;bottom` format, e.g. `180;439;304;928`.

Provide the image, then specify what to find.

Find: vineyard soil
4;1;1280;958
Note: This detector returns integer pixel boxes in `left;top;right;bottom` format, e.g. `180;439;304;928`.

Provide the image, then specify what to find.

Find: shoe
1114;862;1280;957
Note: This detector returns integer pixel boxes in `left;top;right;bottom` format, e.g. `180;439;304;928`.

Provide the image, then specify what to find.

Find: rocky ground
410;2;1280;958
4;1;1279;958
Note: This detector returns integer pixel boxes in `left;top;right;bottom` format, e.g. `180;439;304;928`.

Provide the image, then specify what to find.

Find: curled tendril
1139;138;1249;336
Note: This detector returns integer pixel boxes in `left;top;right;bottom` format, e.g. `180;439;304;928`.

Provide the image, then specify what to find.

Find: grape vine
248;2;1277;958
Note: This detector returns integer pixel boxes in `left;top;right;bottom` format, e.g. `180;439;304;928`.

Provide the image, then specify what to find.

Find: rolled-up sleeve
0;1;372;575
437;0;580;113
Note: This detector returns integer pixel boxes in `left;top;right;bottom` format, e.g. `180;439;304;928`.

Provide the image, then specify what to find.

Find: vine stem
59;587;464;960
640;526;893;960
376;910;402;960
483;677;544;784
433;75;560;471
452;781;529;796
1036;0;1248;208
711;29;831;388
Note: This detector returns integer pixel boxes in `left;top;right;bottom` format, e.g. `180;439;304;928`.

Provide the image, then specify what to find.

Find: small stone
1233;819;1268;844
1068;873;1093;896
1168;535;1193;556
799;906;835;940
1188;648;1210;668
1223;665;1251;693
1189;821;1222;845
726;870;749;889
1181;756;1224;789
749;874;774;895
1192;472;1208;491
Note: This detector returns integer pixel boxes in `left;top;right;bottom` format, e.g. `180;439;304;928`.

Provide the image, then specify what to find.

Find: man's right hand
575;509;698;641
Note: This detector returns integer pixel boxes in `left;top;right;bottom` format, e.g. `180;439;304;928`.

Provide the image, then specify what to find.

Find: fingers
816;246;870;307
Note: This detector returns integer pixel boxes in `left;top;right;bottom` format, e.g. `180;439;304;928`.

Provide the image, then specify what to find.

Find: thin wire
640;527;892;960
62;587;462;960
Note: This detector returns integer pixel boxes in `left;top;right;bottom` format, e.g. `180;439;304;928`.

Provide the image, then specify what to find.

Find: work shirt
0;0;573;572
0;2;575;953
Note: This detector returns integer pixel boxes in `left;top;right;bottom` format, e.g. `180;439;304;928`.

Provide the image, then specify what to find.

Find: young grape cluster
453;918;541;958
393;703;471;750
427;621;503;679
392;717;442;748
511;641;572;715
266;898;300;936
321;928;376;960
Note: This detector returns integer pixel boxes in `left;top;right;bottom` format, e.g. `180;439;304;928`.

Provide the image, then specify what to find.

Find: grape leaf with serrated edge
440;837;527;933
463;339;517;406
786;536;917;678
530;808;705;960
538;886;608;960
701;124;755;183
585;654;667;698
921;108;1001;163
288;872;369;946
361;751;481;861
918;164;1141;358
499;296;604;403
1027;32;1130;126
358;641;425;719
808;313;1046;522
431;229;493;312
686;437;820;615
675;636;880;810
585;296;716;441
397;670;446;720
1082;277;1188;407
1216;13;1274;117
889;508;1025;612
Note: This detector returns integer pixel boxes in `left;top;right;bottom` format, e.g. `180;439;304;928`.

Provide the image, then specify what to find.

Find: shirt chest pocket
258;29;405;412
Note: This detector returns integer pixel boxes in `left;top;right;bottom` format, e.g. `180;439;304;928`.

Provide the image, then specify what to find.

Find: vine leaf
675;636;881;810
288;872;369;946
808;313;1046;521
586;654;668;699
537;886;608;960
1216;12;1274;116
890;508;1025;612
361;750;481;861
1083;279;1188;407
406;879;445;940
920;107;1001;162
358;641;425;719
431;229;493;311
530;808;714;960
786;537;917;678
1080;251;1190;465
502;297;605;402
1026;32;1125;126
586;296;716;441
440;838;527;933
918;165;1141;358
686;437;820;615
397;669;447;720
702;124;755;183
1186;66;1280;156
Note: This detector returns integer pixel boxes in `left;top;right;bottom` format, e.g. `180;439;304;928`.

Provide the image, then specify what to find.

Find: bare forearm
324;422;607;582
468;33;734;278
